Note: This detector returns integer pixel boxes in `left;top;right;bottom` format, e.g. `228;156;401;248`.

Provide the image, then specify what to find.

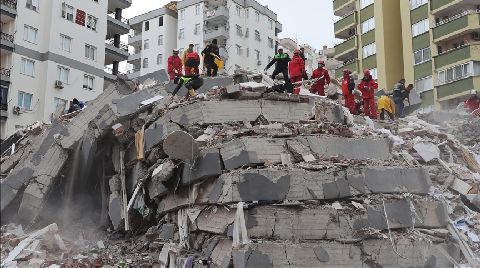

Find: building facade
334;0;480;111
0;0;131;140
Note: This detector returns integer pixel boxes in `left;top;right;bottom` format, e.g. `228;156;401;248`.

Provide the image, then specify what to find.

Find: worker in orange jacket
341;69;356;114
358;69;378;119
289;49;305;94
310;61;330;96
167;49;183;80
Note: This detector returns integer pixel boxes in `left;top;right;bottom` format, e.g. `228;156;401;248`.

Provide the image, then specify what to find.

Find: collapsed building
1;72;479;267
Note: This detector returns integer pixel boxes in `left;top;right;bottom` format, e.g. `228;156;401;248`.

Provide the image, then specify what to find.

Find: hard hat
294;49;300;54
364;69;371;76
318;60;325;65
471;90;478;95
278;46;284;50
343;69;350;73
173;49;179;53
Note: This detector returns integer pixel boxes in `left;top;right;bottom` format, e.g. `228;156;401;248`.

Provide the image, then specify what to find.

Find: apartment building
177;0;282;74
279;38;327;75
317;45;343;79
0;0;132;140
127;4;178;78
333;0;404;91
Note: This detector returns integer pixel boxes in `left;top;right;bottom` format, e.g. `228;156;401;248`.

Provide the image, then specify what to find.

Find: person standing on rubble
310;61;330;96
202;39;220;77
184;44;200;75
358;69;378;119
171;74;204;100
289;49;306;94
265;46;293;93
167;49;183;80
377;93;395;121
393;79;408;118
464;90;480;113
299;47;309;80
341;69;356;114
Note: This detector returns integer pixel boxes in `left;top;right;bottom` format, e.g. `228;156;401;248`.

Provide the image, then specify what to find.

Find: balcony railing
106;39;129;52
0;32;14;43
107;12;129;25
1;0;17;9
435;9;480;27
1;67;11;77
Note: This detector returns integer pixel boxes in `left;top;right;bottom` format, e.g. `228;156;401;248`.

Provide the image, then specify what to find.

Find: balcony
334;36;357;61
204;26;229;42
107;13;130;38
204;6;229;25
432;11;480;42
0;67;10;82
0;0;17;22
126;68;140;79
430;0;478;15
0;84;8;119
335;59;358;78
0;32;14;52
437;76;479;101
333;0;355;17
105;39;130;65
108;0;132;12
435;43;480;69
128;52;141;63
128;32;142;45
334;12;356;39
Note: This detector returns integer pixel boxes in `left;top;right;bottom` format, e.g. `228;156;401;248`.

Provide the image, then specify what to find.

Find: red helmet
318;60;325;65
343;69;350;73
294;49;300;54
364;69;371;76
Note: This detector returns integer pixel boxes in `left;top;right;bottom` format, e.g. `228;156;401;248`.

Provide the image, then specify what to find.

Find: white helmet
277;46;284;51
471;90;478;95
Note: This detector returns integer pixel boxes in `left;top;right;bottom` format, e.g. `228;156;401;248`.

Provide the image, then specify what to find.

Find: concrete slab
304;136;392;160
181;148;222;186
220;138;284;170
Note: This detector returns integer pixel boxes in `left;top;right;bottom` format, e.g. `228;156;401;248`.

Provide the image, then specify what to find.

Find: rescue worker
299;47;308;80
289;49;306;94
393;79;407;118
167;49;183;80
310;61;330;96
341;69;356;114
358;69;378;119
67;98;84;114
202;39;220;77
377;93;395;121
171;74;204;100
465;90;480;112
265;46;293;93
184;44;200;75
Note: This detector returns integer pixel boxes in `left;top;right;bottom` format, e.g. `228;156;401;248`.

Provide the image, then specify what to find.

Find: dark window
159;16;163;26
145;21;150;31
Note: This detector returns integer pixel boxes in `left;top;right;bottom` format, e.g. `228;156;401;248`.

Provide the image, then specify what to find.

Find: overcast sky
123;0;336;50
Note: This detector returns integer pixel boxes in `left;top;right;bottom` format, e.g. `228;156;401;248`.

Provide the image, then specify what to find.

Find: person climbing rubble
299;47;309;80
265;46;293;93
171;74;204;101
341;69;356;114
358;69;378;119
464;90;480;113
310;60;330;96
288;49;306;94
202;39;220;77
67;98;84;114
393;79;408;118
377;92;395;121
167;49;183;80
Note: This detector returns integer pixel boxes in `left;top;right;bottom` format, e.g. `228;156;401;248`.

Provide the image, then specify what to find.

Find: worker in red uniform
465;90;480;112
341;69;356;114
289;49;305;94
184;49;200;75
358;69;378;119
310;61;330;96
167;49;183;80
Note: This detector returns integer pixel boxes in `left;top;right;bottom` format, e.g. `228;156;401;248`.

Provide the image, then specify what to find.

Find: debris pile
1;74;479;267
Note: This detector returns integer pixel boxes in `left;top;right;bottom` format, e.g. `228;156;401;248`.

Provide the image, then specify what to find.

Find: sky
123;0;336;50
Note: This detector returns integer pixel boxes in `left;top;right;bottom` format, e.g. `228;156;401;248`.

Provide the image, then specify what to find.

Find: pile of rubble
1;73;479;267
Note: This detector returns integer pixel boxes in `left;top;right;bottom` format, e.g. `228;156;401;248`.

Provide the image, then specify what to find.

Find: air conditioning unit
55;80;64;89
13;106;23;115
472;32;480;40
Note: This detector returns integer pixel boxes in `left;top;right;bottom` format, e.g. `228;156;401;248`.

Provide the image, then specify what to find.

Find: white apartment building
127;5;178;78
279;38;319;74
0;0;131;140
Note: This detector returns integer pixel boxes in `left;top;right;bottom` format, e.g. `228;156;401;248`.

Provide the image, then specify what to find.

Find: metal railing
435;9;480;27
105;39;129;52
1;0;17;9
0;32;14;43
1;67;11;77
107;12;129;25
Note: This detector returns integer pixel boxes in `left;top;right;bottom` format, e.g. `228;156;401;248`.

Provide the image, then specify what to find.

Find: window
145;21;150;31
158;35;164;45
60;34;72;52
57;66;70;83
360;0;374;9
26;0;39;11
159;16;163;26
21;58;35;77
179;29;185;40
245;9;249;18
413;47;431;65
144;39;150;49
437;62;473;85
268;38;274;48
245;28;249;38
414;76;433;93
23;25;38;44
180;10;185;20
83;75;95;90
255;11;260;22
18;91;33;110
194;24;201;35
412;19;429;37
236;6;241;16
369;68;378;80
87;15;98;31
246;48;250;57
410;0;427;10
362;43;376;58
195;4;201;15
361;17;375;33
236;25;243;36
85;44;97;61
157;54;163;65
269;19;273;30
62;3;74;21
236;45;242;56
255;49;260;60
54;98;68;114
255;30;260;41
143;58;149;68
